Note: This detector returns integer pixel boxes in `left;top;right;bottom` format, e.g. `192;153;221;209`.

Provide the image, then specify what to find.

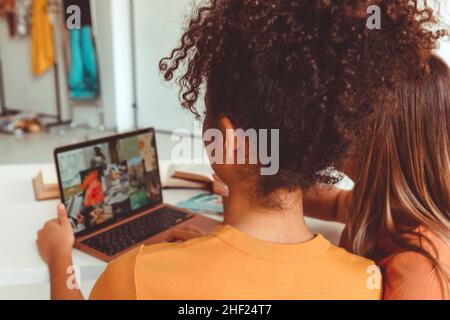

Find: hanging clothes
15;0;32;37
63;0;99;100
68;25;99;100
31;0;55;76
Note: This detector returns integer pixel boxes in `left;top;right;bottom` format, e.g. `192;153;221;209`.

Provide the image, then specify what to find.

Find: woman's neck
223;184;314;244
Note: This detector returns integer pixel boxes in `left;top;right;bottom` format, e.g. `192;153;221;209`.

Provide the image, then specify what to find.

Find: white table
0;164;345;290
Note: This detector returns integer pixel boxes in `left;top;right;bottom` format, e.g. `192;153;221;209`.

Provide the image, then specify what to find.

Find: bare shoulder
381;251;447;300
383;250;434;269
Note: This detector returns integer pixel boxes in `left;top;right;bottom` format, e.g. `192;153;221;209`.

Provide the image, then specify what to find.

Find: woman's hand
37;205;84;300
37;204;75;264
303;186;352;223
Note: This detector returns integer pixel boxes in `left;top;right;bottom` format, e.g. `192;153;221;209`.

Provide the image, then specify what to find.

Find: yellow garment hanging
31;0;55;76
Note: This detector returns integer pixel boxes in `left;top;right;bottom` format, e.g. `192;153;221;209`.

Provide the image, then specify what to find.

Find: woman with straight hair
304;54;450;300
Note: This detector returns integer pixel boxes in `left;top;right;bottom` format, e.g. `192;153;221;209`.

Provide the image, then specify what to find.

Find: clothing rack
0;58;10;116
0;71;70;131
0;0;71;130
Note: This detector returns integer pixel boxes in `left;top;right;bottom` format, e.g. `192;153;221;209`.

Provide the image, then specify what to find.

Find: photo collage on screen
57;132;162;233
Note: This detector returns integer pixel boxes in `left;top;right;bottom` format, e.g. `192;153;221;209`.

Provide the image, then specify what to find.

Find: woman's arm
37;205;85;300
303;185;352;224
48;252;84;300
382;252;448;300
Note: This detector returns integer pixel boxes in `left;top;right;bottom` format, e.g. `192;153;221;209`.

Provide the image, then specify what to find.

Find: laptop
54;128;220;262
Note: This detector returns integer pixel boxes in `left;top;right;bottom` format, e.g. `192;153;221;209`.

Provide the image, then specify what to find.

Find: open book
170;164;215;183
160;162;215;190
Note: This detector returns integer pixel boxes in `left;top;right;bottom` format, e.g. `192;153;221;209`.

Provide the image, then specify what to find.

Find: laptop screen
54;129;163;236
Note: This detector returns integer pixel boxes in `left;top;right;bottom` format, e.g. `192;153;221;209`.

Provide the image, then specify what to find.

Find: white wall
110;0;135;131
437;3;450;66
133;0;197;133
437;41;450;66
436;1;450;65
93;0;134;132
0;19;63;117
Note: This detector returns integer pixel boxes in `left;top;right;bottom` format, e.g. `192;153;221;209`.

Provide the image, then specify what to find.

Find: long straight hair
343;55;450;297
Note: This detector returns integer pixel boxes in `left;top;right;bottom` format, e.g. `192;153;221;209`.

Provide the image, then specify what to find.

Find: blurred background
0;0;205;165
0;0;449;165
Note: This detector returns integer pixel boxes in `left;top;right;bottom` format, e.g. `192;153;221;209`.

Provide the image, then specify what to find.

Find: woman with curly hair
37;0;442;300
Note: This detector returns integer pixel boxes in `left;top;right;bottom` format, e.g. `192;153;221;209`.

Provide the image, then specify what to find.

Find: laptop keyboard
81;207;193;257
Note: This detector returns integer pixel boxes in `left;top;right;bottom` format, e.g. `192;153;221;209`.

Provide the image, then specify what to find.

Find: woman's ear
218;117;235;132
218;117;239;162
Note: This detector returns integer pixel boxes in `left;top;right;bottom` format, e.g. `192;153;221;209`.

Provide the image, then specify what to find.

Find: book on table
33;164;59;201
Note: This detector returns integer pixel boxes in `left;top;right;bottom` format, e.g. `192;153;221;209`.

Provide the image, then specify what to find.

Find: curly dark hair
160;0;445;198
